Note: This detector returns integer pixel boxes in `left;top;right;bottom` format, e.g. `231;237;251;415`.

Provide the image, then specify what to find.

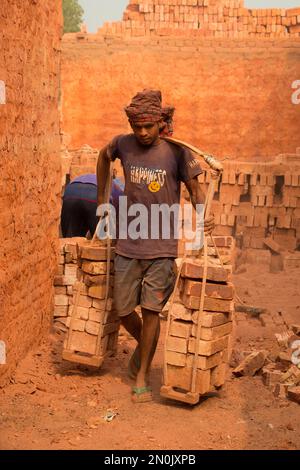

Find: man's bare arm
96;145;111;207
185;176;215;234
185;176;206;209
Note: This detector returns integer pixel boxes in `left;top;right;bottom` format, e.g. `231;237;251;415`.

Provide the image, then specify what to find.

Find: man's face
130;121;161;146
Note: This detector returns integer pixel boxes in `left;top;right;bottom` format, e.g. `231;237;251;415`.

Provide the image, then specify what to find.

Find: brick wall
99;0;300;39
61;35;300;159
0;0;62;386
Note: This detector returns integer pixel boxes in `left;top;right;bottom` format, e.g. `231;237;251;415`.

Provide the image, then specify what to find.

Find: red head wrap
125;89;162;123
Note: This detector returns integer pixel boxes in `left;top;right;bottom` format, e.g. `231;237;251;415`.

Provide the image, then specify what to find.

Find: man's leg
121;311;142;343
135;308;160;389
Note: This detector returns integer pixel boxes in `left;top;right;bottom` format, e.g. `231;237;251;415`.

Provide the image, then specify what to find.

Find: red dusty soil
1;264;300;450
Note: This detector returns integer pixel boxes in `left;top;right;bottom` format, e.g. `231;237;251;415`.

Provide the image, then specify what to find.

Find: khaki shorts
113;254;176;317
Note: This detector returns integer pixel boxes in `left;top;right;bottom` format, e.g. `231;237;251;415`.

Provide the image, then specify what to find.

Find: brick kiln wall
100;0;300;39
61;35;300;159
0;1;62;386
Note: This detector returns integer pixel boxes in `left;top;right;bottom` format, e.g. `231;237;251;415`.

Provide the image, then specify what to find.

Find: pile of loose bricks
99;0;300;38
162;236;234;397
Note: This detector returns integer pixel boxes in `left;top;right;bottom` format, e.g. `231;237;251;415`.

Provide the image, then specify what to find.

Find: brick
68;331;97;355
166;351;187;367
181;260;229;282
85;320;100;336
82;273;108;287
211;362;227;388
168;301;191;319
73;295;92;309
75;306;89;321
186;351;225;370
54;294;69;306
188;335;229;356
192;321;233;340
81;261;113;275
54;286;67;295
183;279;234;300
88;308;104;323
167;336;188;354
170;320;192;339
54;276;76;287
166;365;211;394
273;383;288;399
67;286;73;296
181;292;233;312
70;319;86;332
233;351;267;377
92;298;113;311
88;284;112;300
262;367;282;387
263;237;282;254
53;306;68;317
192;311;233;328
287;386;300;404
64;264;78;278
78;245;115;261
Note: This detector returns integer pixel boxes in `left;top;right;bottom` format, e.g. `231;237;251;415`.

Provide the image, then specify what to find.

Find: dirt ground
1;264;300;450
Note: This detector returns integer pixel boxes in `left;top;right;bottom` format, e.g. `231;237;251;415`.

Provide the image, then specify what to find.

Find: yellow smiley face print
148;181;161;193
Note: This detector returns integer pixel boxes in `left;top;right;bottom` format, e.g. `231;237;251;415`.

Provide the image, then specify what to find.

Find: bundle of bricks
62;242;120;367
98;0;300;39
53;238;85;329
161;237;234;404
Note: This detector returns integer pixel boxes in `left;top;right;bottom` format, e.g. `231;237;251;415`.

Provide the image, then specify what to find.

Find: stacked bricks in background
201;153;300;257
62;242;120;367
53;238;85;330
98;0;300;39
162;252;234;403
60;144;123;194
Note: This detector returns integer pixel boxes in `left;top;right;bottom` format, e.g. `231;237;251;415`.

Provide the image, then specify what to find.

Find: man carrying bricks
96;89;214;403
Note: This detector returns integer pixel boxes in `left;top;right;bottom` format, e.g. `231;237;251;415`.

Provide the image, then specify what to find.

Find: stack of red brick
207;152;300;254
62;242;119;363
163;237;235;396
99;0;300;38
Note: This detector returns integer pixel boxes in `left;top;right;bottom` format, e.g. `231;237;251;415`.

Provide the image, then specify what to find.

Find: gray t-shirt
108;134;203;259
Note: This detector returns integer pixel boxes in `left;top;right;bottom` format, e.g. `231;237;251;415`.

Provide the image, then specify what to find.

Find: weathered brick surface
0;1;62;387
61;37;300;160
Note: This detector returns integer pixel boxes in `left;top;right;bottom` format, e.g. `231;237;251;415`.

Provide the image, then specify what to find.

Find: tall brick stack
161;238;234;404
99;0;300;38
62;243;120;367
208;153;300;254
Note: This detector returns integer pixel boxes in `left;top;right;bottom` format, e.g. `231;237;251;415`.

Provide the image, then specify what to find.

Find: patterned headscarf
125;89;162;123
